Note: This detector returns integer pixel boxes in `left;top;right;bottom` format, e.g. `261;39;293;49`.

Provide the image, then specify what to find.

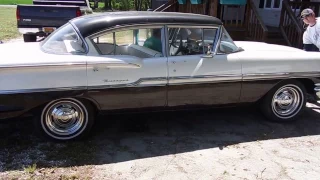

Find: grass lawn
0;7;21;41
0;0;32;5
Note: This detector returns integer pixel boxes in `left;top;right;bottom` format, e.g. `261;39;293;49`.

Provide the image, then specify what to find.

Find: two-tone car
1;11;320;141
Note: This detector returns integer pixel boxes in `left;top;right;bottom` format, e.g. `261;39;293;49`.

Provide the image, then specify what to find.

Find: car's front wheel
35;98;95;141
260;80;306;122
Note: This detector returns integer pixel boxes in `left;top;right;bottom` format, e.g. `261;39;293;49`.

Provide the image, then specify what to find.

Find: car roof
71;11;222;37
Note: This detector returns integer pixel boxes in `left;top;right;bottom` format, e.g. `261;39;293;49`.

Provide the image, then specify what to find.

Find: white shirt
303;18;320;50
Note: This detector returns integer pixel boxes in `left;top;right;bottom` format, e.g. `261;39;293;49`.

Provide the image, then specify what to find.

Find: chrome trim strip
87;61;141;68
0;63;86;69
243;72;320;81
2;72;320;94
89;24;220;39
0;86;87;95
18;28;40;34
169;74;242;85
88;77;168;90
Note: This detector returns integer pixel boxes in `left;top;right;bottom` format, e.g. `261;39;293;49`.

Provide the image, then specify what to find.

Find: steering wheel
169;35;184;56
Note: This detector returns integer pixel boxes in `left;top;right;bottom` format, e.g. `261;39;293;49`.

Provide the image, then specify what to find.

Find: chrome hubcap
43;100;86;137
272;85;303;119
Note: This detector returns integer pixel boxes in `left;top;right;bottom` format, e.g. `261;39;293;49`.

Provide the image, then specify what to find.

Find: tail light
76;9;81;17
16;9;20;21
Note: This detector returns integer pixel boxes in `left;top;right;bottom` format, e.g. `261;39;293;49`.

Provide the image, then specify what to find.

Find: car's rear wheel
23;34;37;42
35;98;95;141
260;80;306;122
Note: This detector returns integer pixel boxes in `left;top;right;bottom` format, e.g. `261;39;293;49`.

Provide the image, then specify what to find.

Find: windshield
41;23;86;54
218;27;240;54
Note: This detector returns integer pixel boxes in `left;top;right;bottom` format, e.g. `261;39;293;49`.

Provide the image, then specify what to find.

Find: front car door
166;25;242;107
85;25;168;111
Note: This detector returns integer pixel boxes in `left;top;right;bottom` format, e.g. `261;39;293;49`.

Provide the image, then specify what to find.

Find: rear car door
86;25;168;110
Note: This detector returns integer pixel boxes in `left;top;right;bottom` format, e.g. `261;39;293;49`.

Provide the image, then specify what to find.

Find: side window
92;27;163;58
218;27;239;54
168;27;217;56
41;23;85;54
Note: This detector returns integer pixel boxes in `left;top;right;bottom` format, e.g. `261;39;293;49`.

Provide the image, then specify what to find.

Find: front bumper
18;27;57;35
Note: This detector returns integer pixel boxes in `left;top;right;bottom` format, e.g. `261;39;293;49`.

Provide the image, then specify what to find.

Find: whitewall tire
260;80;306;122
35;98;95;141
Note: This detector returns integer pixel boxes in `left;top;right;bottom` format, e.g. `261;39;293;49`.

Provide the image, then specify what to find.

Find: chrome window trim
88;23;220;39
88;24;166;39
213;25;222;55
70;21;90;54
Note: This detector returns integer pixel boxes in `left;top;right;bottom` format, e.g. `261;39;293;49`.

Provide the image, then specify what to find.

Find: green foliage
92;0;151;11
0;0;32;5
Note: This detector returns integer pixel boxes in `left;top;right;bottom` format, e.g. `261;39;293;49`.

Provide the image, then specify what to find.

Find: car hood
0;42;87;67
234;41;306;53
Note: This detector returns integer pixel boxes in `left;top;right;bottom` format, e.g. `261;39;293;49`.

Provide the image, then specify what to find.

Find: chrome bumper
18;28;41;34
314;83;320;99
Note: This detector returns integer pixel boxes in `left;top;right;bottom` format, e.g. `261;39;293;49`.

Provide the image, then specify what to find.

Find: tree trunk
104;0;111;9
138;0;143;10
135;0;139;10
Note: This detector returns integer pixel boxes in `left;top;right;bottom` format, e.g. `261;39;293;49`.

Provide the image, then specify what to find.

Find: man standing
301;8;320;51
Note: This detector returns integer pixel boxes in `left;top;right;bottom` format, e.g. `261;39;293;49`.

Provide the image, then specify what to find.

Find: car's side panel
86;55;168;110
0;61;89;119
167;53;242;106
0;90;89;120
0;64;87;92
237;45;320;103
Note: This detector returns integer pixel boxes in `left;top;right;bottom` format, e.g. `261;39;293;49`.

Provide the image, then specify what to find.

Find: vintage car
1;11;320;141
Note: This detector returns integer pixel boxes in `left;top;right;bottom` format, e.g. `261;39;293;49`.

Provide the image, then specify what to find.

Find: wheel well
295;78;315;95
256;78;315;103
77;97;100;113
29;97;100;116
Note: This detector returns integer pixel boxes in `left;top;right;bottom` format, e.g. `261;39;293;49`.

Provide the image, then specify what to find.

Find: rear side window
41;23;86;54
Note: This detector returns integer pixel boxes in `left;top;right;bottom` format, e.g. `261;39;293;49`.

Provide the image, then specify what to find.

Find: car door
167;25;242;107
85;25;168;110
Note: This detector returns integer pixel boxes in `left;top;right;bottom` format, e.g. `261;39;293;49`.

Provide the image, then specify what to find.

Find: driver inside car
143;29;162;53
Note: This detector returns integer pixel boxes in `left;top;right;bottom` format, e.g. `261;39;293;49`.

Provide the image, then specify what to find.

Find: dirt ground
1;39;320;179
1;102;320;180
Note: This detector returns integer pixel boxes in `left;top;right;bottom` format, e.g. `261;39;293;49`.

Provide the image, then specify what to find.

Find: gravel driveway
1;102;320;180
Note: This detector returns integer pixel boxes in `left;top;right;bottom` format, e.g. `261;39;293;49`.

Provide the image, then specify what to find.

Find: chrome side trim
243;72;320;81
169;74;242;85
87;61;141;68
2;72;320;95
0;86;87;95
88;77;168;90
0;62;86;69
